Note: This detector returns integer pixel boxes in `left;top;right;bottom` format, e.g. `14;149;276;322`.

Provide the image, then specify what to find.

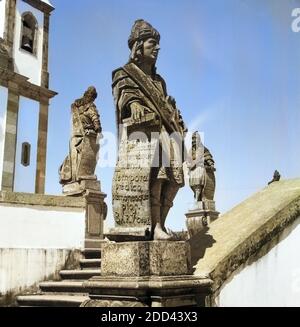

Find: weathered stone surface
84;190;107;245
35;99;49;194
59;86;102;195
1;88;19;191
83;275;212;307
101;241;191;277
0;67;57;101
81;299;147;307
186;131;216;204
106;226;151;242
185;131;219;237
185;205;219;237
111;19;187;240
0;190;85;208
192;178;300;296
62;179;100;196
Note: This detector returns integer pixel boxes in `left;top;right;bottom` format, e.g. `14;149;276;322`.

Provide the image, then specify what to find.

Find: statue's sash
122;63;179;134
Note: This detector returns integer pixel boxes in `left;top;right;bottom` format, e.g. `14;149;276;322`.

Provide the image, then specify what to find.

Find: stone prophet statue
186;131;216;205
111;19;187;240
59;86;102;194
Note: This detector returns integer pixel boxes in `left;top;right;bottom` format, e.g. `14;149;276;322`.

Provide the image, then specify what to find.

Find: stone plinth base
84;190;107;248
185;201;219;237
101;241;191;277
81;275;212;307
62;178;100;196
106;226;151;242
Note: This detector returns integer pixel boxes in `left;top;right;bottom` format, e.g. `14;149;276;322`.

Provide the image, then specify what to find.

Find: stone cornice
0;191;85;209
22;0;55;14
0;67;57;101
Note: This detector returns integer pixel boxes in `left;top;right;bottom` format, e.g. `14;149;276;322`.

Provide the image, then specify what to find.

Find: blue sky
46;0;300;231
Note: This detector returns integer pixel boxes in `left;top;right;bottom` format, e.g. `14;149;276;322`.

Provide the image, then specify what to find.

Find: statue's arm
113;79;151;123
113;69;146;121
204;147;215;167
88;104;101;133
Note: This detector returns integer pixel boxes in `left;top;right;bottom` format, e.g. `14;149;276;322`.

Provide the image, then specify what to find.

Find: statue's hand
130;102;145;122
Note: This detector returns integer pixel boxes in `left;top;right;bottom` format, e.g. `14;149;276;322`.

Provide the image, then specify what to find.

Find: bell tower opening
20;12;38;54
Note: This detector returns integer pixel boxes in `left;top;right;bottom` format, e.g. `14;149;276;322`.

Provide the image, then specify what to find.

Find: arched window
20;12;38;55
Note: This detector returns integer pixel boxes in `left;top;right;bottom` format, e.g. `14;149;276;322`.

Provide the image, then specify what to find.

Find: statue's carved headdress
128;19;160;64
128;19;160;50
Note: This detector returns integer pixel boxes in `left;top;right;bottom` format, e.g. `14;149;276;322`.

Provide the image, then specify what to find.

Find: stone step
39;280;86;293
80;258;101;269
17;294;88;307
82;248;102;259
60;269;101;280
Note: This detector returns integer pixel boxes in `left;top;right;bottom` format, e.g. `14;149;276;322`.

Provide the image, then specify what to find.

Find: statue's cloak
112;63;185;228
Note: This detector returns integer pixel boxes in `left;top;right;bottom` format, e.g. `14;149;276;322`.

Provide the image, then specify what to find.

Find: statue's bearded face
142;37;160;64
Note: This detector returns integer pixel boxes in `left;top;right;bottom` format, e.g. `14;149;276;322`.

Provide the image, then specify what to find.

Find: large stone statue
59;86;102;195
111;19;187;240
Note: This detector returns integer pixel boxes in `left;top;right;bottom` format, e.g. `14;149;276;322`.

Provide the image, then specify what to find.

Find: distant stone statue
111;19;187;240
186;131;216;204
268;170;281;185
59;86;102;195
185;131;219;237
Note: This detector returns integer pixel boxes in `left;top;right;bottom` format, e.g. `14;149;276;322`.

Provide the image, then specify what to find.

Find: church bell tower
0;0;57;193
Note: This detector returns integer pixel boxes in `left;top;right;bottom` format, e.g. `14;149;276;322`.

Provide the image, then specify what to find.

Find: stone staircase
16;248;101;307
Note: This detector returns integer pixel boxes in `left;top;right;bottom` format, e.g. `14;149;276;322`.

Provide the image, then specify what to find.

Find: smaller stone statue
59;86;102;195
268;170;281;185
186;131;216;205
185;131;219;237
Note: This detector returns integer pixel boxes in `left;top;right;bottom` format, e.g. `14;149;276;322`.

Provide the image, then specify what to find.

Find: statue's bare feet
153;225;172;240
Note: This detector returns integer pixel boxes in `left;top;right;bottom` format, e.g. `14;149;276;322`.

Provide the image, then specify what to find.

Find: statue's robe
112;62;186;228
187;146;216;201
59;103;100;185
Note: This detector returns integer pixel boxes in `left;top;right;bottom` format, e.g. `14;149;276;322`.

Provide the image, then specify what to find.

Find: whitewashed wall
0;203;85;303
217;216;300;307
0;248;78;298
0;86;8;189
0;0;6;39
13;0;43;86
14;96;39;193
0;205;85;248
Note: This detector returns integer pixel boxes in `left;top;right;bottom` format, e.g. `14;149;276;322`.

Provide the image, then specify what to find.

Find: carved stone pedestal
81;275;212;307
101;241;191;276
84;190;107;248
185;200;219;237
62;177;101;196
106;226;151;242
81;240;212;307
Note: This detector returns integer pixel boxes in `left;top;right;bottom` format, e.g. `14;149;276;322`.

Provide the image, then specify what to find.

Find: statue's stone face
84;89;97;103
142;37;160;64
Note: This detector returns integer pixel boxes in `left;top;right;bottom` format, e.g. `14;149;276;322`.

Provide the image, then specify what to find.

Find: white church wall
0;202;85;303
216;216;300;307
0;0;6;39
0;86;8;189
13;0;43;86
14;96;39;193
0;248;81;301
0;205;85;248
